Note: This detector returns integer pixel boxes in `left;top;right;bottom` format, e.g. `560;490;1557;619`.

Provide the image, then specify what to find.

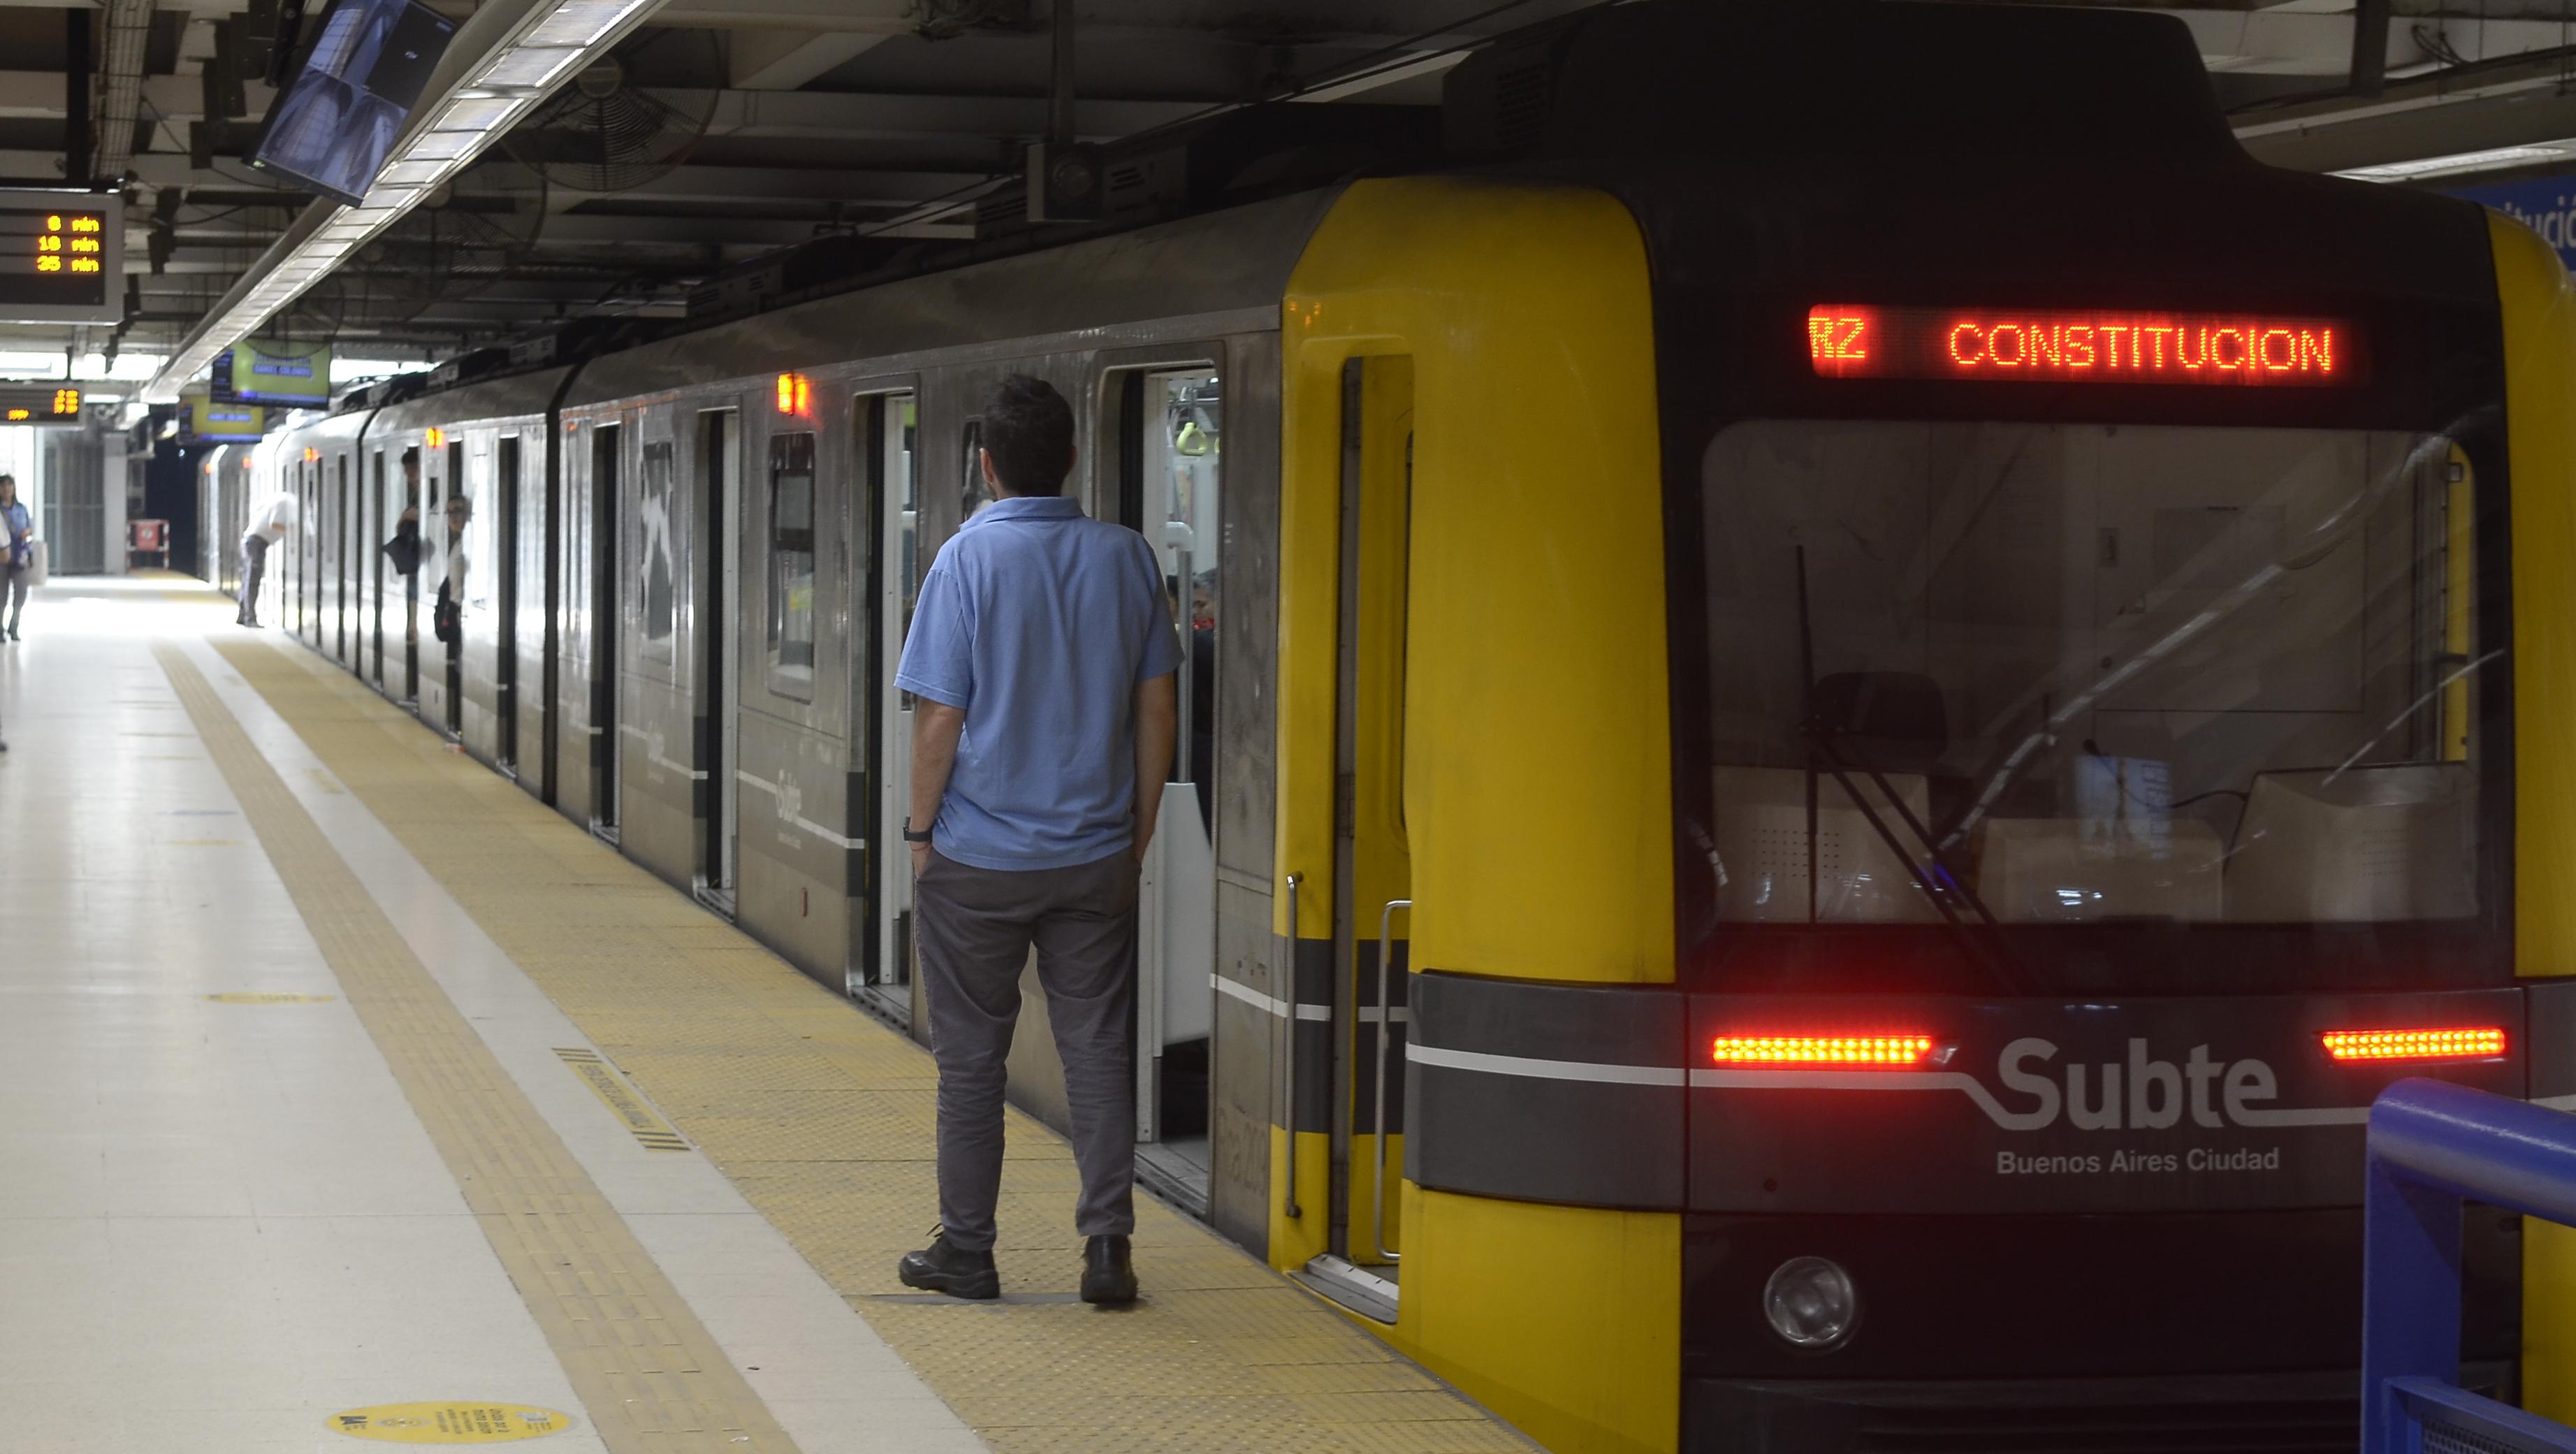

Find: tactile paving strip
157;644;803;1454
217;636;1538;1454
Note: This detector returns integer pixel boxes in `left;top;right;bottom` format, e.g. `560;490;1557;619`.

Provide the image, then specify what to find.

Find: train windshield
1699;419;2487;961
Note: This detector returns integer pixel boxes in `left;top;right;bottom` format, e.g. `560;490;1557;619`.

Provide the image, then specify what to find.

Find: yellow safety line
215;635;1537;1454
154;644;803;1454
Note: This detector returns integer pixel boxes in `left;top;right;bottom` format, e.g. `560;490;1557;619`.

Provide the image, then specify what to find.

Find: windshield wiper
1795;546;2026;995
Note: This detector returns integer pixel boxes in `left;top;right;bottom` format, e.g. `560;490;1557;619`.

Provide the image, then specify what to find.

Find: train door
1119;364;1224;1206
592;423;621;838
286;456;303;634
298;458;317;640
863;391;917;1019
698;408;741;909
402;448;421;705
368;450;386;688
446;437;465;736
335;453;350;662
495;435;521;775
1318;354;1414;1316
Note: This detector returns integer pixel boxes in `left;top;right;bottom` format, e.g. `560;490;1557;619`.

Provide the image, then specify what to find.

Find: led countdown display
1807;305;2359;387
0;385;81;426
0;191;122;324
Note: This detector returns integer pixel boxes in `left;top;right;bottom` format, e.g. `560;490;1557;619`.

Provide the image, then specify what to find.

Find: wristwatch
901;817;934;844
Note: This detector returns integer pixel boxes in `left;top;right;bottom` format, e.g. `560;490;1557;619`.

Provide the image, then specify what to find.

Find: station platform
0;576;1535;1454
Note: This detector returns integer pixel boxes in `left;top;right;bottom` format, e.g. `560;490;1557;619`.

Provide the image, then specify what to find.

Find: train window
1699;419;2479;933
639;439;676;657
1135;369;1221;829
895;397;919;639
766;431;817;700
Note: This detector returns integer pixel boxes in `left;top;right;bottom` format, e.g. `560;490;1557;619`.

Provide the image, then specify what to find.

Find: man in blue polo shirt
893;374;1180;1305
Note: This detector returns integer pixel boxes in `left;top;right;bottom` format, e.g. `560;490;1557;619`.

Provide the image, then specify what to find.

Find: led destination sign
1808;305;2359;386
0;385;80;424
0;193;122;324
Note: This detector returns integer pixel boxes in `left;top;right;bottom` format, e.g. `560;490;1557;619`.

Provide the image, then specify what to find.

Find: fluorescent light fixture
430;96;523;132
0;351;68;377
147;0;676;403
475;47;584;90
80;353;165;381
522;0;655;48
375;160;450;187
402;131;483;162
2336;143;2573;182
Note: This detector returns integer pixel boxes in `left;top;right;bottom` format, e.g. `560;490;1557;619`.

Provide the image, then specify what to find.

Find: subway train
228;4;2576;1451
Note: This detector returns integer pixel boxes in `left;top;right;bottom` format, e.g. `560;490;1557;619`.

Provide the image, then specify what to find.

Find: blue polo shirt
896;495;1182;871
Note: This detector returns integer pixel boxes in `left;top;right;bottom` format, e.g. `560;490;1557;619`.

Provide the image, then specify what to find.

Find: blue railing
2365;1079;2576;1453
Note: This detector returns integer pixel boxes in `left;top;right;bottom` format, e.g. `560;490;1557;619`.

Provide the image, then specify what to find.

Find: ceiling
7;0;2574;393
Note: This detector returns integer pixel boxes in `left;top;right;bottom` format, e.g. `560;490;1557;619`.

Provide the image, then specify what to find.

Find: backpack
381;516;421;576
434;578;460;644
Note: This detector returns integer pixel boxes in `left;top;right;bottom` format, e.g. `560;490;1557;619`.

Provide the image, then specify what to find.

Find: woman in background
1;474;34;641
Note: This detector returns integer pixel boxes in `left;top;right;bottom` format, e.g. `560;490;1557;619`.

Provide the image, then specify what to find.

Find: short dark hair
980;374;1074;496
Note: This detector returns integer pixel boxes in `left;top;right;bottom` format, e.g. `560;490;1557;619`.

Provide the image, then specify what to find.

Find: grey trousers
238;533;268;623
0;557;23;633
915;847;1139;1251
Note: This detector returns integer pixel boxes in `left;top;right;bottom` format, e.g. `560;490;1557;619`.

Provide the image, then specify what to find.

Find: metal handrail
1371;897;1411;1264
2363;1079;2576;1454
1281;870;1303;1221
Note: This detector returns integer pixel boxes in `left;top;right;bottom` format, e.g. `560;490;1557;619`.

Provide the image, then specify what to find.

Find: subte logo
1993;1038;2283;1131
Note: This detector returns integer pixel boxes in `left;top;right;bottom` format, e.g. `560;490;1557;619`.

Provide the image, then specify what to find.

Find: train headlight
1763;1256;1859;1350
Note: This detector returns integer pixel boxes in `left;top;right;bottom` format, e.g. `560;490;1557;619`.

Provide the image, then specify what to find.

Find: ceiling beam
670;88;1209;143
542;164;991;205
729;30;892;90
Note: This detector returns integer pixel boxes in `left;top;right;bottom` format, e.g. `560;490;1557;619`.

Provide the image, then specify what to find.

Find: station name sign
1807;305;2359;386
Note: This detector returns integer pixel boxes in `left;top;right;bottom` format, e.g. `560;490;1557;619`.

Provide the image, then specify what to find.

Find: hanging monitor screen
1807;305;2361;387
187;394;270;442
245;0;458;208
0;193;121;324
217;340;333;406
0;385;83;426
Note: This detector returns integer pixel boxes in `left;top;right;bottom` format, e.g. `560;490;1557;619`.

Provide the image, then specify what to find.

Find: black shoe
1080;1235;1137;1305
897;1228;998;1301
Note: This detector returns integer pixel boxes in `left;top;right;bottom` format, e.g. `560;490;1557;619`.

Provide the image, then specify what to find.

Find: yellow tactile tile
217;635;1536;1454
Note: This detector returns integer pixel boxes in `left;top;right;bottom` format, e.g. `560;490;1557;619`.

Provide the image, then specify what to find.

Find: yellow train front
1272;6;2576;1451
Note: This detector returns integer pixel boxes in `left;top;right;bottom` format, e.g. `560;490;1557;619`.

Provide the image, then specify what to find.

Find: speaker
1025;141;1106;222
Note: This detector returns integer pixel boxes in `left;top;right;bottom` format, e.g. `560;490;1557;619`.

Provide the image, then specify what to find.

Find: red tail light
1711;1034;1935;1067
2320;1027;2507;1063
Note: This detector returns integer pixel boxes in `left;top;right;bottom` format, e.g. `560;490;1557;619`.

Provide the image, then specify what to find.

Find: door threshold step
1293;1253;1397;1323
1133;1142;1211;1221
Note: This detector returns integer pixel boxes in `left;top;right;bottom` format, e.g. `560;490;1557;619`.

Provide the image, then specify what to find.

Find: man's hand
908;699;967;878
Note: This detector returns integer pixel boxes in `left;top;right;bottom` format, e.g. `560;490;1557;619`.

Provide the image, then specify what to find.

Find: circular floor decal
328;1404;574;1442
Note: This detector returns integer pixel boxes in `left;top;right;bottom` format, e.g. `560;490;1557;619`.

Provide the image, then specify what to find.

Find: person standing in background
0;474;29;642
238;490;295;627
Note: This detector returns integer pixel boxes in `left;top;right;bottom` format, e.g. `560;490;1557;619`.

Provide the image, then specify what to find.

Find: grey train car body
370;369;571;783
277;405;374;673
263;188;1328;1250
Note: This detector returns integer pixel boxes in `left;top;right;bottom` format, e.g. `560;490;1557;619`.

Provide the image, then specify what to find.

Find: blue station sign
2447;173;2576;271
